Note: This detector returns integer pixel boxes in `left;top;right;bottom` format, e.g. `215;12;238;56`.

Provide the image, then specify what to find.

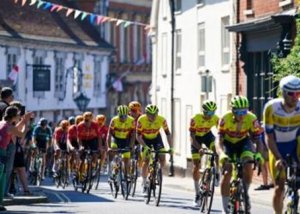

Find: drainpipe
169;0;175;177
236;0;240;95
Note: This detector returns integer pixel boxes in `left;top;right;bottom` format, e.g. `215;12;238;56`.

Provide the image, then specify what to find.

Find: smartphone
20;105;26;116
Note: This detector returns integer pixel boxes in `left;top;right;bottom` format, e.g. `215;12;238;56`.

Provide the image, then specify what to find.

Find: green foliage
271;18;300;84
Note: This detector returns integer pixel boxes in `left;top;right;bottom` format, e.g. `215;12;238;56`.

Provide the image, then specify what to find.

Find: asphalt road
3;175;273;214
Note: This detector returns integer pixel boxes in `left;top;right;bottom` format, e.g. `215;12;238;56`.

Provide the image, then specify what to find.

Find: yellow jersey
218;111;262;144
263;98;300;143
137;114;170;139
109;116;135;139
189;114;219;137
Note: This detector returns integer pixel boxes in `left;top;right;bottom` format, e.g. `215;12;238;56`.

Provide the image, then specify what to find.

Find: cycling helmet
117;105;129;116
231;96;249;109
279;75;300;92
75;115;84;125
145;104;159;114
202;100;217;112
68;116;75;125
60;120;69;129
128;101;142;112
96;114;106;125
39;118;48;126
83;112;93;121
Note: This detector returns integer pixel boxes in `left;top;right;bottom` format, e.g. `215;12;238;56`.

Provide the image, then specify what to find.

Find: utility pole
169;0;175;177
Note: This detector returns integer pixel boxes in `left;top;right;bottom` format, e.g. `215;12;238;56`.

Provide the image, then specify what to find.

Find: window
124;27;129;63
162;33;168;76
93;56;102;97
175;29;182;71
198;22;205;69
54;52;66;100
175;0;182;12
33;50;47;98
221;16;230;67
7;53;17;78
246;0;252;10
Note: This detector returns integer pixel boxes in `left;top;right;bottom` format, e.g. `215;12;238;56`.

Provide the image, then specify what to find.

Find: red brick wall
240;0;281;22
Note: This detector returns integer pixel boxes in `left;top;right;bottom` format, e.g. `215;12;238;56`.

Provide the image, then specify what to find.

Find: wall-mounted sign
32;65;51;91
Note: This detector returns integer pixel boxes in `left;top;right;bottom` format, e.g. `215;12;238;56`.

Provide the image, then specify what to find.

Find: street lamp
73;92;90;112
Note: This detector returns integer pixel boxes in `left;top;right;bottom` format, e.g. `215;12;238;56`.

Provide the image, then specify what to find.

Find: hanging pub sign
32;64;51;91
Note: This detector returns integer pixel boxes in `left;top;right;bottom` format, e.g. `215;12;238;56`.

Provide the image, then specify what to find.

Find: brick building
227;0;296;120
78;0;152;117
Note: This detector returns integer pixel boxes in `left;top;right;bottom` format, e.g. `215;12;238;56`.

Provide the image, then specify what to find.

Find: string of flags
12;0;151;30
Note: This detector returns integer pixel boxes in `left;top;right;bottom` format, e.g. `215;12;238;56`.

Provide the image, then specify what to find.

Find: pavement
3;188;48;206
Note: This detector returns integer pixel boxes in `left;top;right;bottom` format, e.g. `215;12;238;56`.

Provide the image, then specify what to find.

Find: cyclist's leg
191;141;201;206
154;134;166;167
120;138;131;177
240;138;255;190
89;138;99;169
141;138;152;190
100;137;107;169
36;141;47;179
52;144;61;176
220;140;234;213
269;150;285;214
108;140;118;179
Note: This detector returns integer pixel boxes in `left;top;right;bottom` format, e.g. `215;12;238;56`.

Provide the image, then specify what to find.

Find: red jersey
54;127;67;144
68;124;77;141
77;121;100;141
99;125;108;140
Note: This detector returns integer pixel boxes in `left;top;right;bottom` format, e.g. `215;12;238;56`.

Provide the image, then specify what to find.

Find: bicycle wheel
131;159;138;197
86;161;94;194
154;164;163;206
119;160;128;200
199;168;216;213
144;179;151;204
237;180;250;214
94;160;101;190
36;158;42;186
62;159;69;189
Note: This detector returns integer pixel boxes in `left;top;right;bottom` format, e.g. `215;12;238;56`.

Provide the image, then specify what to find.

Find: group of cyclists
24;74;300;214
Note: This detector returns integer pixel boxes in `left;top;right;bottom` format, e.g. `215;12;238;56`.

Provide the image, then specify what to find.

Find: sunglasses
203;111;215;116
233;109;247;116
286;91;300;97
119;115;128;120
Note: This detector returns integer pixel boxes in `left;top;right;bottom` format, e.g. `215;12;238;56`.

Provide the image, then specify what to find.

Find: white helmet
279;75;300;92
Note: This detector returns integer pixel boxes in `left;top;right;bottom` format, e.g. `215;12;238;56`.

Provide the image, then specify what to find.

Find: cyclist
136;104;174;195
128;101;143;173
68;115;83;173
68;116;75;126
52;120;71;177
96;114;108;171
31;118;52;180
216;95;264;213
263;75;300;214
106;105;135;180
77;112;102;180
189;100;219;207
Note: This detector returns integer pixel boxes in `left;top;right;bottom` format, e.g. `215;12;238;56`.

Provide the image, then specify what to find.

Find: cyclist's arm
216;134;225;155
265;133;282;160
106;128;112;149
190;132;200;150
166;132;173;148
129;130;135;149
136;133;147;148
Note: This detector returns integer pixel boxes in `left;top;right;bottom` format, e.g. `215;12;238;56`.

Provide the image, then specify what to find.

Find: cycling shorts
111;137;131;159
191;131;215;160
141;134;166;159
224;137;254;160
82;138;99;152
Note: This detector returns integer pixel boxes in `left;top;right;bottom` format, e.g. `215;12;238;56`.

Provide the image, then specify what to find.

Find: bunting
12;0;150;30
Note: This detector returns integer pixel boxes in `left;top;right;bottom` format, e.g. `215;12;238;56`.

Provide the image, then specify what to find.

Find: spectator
0;106;32;211
10;101;32;195
0;87;14;120
0;87;15;198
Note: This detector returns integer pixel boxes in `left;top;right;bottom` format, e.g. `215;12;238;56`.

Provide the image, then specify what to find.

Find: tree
271;17;300;88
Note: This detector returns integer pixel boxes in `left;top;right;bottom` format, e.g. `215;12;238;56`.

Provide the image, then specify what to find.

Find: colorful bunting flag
37;0;44;8
43;2;52;10
74;10;81;19
29;0;37;5
12;0;150;30
66;8;74;17
81;12;88;21
89;14;96;24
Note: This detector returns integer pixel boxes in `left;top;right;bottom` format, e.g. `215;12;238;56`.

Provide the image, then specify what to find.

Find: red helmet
128;101;142;112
